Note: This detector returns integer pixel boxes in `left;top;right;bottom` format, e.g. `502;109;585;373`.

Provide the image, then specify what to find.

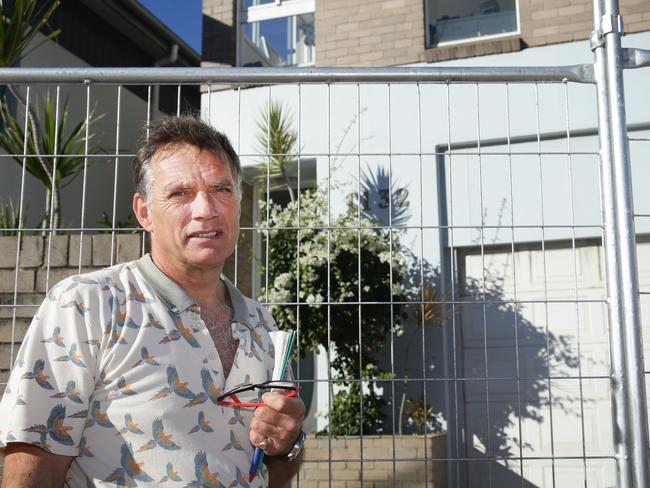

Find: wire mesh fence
0;56;645;487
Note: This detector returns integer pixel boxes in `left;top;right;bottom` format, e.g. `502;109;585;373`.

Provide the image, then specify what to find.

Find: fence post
591;0;650;486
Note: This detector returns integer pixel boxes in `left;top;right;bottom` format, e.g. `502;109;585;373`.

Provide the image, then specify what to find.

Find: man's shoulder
46;260;140;302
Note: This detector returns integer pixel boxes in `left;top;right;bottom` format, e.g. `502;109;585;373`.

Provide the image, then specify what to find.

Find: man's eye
170;191;185;198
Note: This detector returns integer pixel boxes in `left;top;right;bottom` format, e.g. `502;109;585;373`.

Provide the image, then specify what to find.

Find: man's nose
192;191;217;219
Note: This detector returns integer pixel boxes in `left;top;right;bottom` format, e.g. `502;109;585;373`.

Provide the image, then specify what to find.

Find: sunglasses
217;380;300;407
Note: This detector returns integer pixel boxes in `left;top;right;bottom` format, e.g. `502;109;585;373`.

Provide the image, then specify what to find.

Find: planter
297;433;447;488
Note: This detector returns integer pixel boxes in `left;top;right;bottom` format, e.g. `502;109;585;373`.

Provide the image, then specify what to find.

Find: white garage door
458;238;650;487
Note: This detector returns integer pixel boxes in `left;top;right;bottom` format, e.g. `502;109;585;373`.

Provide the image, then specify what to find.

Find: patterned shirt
0;254;285;487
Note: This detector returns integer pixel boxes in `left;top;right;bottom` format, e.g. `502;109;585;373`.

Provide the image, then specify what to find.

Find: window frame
423;0;521;49
236;0;316;67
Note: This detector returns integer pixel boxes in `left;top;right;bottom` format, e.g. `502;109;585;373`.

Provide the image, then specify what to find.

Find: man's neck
150;251;228;306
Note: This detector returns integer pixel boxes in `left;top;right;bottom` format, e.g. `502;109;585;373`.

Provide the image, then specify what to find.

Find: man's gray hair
132;115;242;204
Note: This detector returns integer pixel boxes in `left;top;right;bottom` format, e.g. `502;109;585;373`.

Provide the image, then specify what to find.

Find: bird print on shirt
188;411;213;434
157;462;183;483
50;380;83;404
40;326;66;348
21;359;54;390
136;418;181;452
54;343;87;368
24;403;74;447
187;451;225;488
102;442;153;486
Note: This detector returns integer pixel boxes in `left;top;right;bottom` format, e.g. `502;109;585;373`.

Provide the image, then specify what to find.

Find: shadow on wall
357;164;586;487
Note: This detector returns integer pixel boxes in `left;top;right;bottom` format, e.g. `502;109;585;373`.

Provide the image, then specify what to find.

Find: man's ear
133;193;153;232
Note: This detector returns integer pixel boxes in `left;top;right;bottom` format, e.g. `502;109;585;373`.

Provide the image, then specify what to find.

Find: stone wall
0;233;144;384
297;434;447;487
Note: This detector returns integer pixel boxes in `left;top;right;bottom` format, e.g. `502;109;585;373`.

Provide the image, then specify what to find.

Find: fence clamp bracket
601;14;625;36
590;15;624;51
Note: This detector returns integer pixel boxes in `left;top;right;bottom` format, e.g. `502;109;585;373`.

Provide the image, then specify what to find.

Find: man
0;115;305;487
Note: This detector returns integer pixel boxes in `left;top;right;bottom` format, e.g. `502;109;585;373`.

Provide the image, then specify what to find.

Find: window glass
241;13;315;67
427;0;517;46
245;0;276;7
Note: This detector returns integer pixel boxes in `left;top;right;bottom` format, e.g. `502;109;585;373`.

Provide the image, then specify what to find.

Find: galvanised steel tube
0;65;595;85
601;0;650;485
592;0;633;485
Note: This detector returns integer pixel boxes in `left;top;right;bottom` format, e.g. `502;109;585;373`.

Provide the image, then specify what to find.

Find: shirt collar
134;253;251;328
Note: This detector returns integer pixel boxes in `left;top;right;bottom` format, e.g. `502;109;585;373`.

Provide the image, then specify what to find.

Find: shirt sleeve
0;277;100;456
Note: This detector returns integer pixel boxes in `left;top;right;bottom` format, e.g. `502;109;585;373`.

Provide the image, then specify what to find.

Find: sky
138;0;202;54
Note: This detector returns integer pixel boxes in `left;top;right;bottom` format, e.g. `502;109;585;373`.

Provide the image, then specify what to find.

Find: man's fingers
248;394;305;457
249;417;295;456
261;392;305;417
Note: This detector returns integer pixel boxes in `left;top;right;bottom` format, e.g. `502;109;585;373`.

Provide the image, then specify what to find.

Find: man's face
133;143;240;274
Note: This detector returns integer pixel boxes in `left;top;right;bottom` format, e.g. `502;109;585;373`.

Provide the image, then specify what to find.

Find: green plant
405;396;441;435
95;211;138;233
0;92;101;229
255;101;298;202
317;371;389;437
0;0;60;67
260;185;405;434
0;198;26;236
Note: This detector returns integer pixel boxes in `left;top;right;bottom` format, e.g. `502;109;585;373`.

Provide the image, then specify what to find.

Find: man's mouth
189;230;222;239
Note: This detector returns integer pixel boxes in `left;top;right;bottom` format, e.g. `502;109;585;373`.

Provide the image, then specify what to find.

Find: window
425;0;519;47
238;0;315;67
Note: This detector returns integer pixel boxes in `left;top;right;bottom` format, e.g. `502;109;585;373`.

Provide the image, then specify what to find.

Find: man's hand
249;391;305;456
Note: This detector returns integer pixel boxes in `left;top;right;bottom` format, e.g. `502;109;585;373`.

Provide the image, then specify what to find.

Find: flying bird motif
108;294;128;328
61;299;90;317
21;359;54;390
50;380;83;404
256;307;271;331
143;312;164;330
228;407;245;427
83;338;101;349
85;400;114;429
136;418;180;453
54;343;87;368
15;394;26;406
168;312;200;348
167;366;196;399
78;436;93;457
125;281;154;304
94;370;111;390
69;408;88;419
41;326;66;348
133;346;159;367
222;429;244;452
186;451;225;488
65;275;98;292
157;461;183;483
230;466;250;488
200;368;222;405
159;328;181;345
108;376;137;399
25;403;74;447
102;442;153;486
184;391;207;408
101;277;125;294
116;414;144;436
106;319;128;350
189;411;213;434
